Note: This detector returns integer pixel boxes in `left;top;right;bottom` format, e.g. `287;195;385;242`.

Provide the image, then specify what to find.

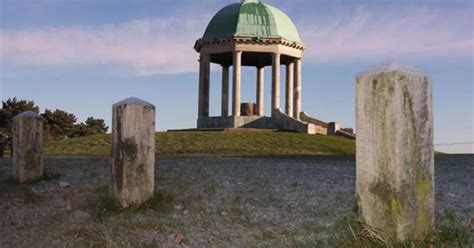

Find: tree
0;97;107;145
42;109;77;139
71;117;108;137
0;98;40;148
85;117;108;134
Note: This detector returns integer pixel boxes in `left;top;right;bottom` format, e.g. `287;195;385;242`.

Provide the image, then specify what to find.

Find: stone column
202;54;211;118
198;55;203;118
293;58;302;119
112;97;156;208
355;63;434;240
285;62;294;117
256;66;264;116
221;65;230;117
233;51;242;117
271;53;281;116
12;111;43;183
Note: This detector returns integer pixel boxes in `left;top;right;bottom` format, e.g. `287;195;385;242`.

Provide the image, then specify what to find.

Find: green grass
40;131;355;157
335;209;472;247
91;190;174;221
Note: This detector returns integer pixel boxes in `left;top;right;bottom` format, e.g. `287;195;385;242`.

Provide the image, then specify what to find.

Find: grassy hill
42;131;355;157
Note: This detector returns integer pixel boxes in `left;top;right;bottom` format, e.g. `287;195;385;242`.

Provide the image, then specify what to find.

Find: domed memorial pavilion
194;0;328;134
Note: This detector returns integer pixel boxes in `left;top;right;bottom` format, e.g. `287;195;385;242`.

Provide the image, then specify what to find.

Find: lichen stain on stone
418;77;430;125
402;83;419;159
369;179;397;229
390;197;404;220
25;147;37;170
355;193;362;215
136;163;147;177
372;79;378;90
122;137;138;161
388;84;395;95
402;84;414;114
416;177;432;231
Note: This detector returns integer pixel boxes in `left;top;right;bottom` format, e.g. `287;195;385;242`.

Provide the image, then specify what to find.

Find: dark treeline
0;98;108;149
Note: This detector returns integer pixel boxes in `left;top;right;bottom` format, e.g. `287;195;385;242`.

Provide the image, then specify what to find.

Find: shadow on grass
337;209;471;247
90;189;174;221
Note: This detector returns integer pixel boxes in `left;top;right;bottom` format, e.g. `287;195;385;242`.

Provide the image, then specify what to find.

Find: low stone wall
198;116;273;129
327;122;340;135
299;112;328;135
300;112;328;127
341;128;354;134
272;110;316;134
314;126;327;135
198;116;237;129
336;130;356;140
198;112;316;134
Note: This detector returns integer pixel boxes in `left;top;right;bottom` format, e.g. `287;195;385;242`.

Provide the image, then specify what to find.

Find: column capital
201;54;211;62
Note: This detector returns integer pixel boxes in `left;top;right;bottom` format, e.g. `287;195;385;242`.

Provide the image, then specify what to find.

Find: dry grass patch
337;209;471;247
90;190;174;221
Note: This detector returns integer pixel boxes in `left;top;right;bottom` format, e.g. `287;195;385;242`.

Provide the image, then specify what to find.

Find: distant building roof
202;0;301;43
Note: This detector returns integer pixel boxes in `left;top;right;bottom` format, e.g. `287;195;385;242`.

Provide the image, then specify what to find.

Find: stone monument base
197;110;322;134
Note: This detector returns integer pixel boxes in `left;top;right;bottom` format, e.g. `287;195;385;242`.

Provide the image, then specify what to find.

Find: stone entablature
194;36;306;53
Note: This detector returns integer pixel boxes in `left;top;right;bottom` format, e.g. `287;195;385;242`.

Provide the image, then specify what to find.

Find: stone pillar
12;111;43;183
293;58;302;119
355;63;434;240
198;55;203;118
201;54;211;118
233;51;242;117
271;53;281;116
0;136;4;158
221;65;230;117
256;66;264;116
285;62;294;117
112;97;156;208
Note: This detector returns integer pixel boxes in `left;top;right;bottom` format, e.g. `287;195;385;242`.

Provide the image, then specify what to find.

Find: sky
0;0;473;153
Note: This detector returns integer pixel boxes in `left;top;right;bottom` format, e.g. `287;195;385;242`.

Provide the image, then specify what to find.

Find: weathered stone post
0;136;4;158
112;97;156;208
355;62;434;240
12;111;44;183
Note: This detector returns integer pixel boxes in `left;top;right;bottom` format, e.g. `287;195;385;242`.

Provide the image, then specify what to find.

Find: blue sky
0;0;473;153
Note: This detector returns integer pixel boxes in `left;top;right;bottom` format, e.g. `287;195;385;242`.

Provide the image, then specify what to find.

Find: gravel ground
0;155;473;247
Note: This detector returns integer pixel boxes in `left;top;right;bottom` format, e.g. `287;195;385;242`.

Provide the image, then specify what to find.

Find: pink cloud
0;7;472;75
300;7;473;62
0;17;208;75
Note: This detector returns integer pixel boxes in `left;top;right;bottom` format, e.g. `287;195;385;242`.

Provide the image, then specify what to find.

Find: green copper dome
202;0;302;43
